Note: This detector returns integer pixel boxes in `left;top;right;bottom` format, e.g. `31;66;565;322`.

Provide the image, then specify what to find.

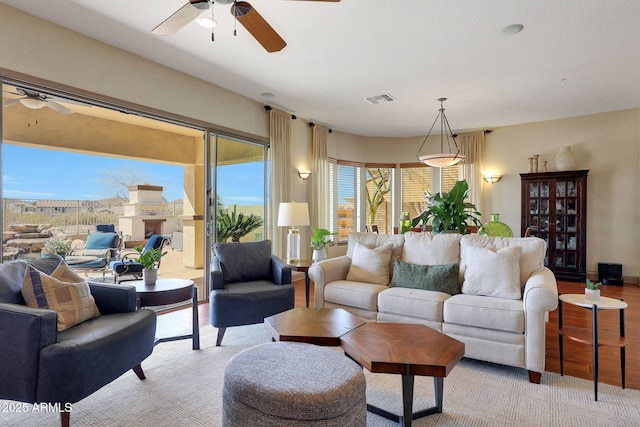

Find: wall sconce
297;170;311;180
483;175;502;184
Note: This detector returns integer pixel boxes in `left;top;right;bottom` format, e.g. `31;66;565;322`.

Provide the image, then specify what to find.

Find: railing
2;198;184;235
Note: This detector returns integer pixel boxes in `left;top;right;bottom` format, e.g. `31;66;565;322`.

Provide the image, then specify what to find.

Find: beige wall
329;111;640;282
1;4;638;281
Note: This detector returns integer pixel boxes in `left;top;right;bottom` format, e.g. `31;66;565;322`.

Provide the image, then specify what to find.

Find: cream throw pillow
402;232;461;265
462;245;522;299
346;242;394;285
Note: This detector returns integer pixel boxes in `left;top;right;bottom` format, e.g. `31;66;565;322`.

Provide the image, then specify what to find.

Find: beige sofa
308;232;558;383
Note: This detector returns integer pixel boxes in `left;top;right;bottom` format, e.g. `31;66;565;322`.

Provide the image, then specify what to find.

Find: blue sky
2;145;265;205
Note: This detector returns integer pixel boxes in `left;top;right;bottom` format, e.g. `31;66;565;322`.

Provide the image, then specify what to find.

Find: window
441;165;459;193
365;164;395;234
329;159;360;242
401;163;431;220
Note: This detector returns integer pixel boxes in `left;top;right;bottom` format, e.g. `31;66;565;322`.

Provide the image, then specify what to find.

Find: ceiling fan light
19;98;47;110
197;16;217;28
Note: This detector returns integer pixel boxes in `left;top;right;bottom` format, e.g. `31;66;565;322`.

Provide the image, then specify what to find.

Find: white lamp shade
277;202;310;227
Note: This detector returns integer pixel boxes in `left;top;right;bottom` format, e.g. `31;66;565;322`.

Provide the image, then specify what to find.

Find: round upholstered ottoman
222;342;366;427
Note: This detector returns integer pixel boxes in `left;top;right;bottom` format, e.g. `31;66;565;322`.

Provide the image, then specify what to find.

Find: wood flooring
158;279;640;390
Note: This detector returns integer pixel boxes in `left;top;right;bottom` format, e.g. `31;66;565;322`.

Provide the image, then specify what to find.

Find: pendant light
415;98;465;168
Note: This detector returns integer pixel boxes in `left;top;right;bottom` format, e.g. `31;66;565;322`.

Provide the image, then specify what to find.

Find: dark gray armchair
0;255;157;427
210;240;294;346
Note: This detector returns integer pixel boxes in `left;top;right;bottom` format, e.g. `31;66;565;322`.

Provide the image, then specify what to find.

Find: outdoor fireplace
118;185;175;241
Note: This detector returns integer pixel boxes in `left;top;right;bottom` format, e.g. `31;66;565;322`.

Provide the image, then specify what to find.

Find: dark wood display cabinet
520;170;588;281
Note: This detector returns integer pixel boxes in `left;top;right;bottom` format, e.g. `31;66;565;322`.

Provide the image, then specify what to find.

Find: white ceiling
3;0;640;137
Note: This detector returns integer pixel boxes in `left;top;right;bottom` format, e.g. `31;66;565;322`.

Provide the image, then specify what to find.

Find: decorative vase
527;157;534;172
555;146;577;171
585;288;600;301
478;213;514;237
533;154;540;172
399;211;412;234
312;248;327;263
143;268;158;285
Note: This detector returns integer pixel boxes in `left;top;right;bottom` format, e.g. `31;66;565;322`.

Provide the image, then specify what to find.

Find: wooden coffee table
265;308;464;426
264;307;366;346
340;322;464;427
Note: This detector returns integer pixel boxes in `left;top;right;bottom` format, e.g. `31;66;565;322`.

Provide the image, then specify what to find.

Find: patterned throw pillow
21;262;100;332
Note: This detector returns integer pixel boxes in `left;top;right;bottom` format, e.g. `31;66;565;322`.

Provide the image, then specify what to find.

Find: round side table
558;293;627;401
130;278;200;350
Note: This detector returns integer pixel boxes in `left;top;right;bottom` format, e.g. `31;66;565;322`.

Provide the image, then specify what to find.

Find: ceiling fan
3;88;74;115
152;0;340;53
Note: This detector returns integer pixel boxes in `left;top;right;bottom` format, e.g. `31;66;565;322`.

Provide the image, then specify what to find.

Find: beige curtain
311;124;329;229
458;130;485;217
269;109;291;259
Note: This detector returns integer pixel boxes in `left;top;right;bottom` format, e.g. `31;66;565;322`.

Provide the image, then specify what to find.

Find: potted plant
134;246;167;285
41;237;71;259
310;227;336;263
411;180;482;234
585;279;602;300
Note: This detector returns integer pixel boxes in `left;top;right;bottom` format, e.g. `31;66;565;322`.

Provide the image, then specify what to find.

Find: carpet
2;324;639;426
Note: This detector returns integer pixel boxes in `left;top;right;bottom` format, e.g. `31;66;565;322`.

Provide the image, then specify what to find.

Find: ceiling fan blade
3;98;23;107
152;0;210;36
44;101;74;115
232;2;286;53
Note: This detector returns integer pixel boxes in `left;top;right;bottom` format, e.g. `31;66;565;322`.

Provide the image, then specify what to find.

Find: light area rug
2;324;639;427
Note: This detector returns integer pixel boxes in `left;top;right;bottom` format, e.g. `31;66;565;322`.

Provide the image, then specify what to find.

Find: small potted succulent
585;279;602;300
41;238;71;259
310;227;336;263
134;246;167;285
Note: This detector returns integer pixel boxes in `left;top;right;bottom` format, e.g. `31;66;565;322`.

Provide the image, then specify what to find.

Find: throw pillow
346;242;393;285
390;260;461;295
462;245;522;299
401;232;462;266
21;264;100;332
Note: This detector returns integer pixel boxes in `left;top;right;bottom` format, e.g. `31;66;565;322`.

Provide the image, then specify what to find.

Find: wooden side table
288;260;313;307
558;293;627;401
130;278;200;350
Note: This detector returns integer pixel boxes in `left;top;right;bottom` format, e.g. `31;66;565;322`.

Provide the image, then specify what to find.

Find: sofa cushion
444;293;525;333
325;280;388;311
401;232;462;265
346;242;393;285
215;240;272;284
389;260;460;295
462;245;522;299
347;232;404;277
21;263;100;332
460;235;546;287
378;286;450;323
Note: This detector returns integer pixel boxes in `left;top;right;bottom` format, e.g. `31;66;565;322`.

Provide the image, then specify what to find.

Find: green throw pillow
389;260;461;295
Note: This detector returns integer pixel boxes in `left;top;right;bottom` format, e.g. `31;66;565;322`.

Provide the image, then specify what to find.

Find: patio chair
70;231;121;280
109;235;167;283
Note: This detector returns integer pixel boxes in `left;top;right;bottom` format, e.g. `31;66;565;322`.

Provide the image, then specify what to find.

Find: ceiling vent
364;93;396;105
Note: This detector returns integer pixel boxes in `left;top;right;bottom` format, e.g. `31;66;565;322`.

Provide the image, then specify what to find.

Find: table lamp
277;202;310;263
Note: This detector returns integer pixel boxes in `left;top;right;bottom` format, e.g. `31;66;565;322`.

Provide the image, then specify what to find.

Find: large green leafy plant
411;180;482;234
